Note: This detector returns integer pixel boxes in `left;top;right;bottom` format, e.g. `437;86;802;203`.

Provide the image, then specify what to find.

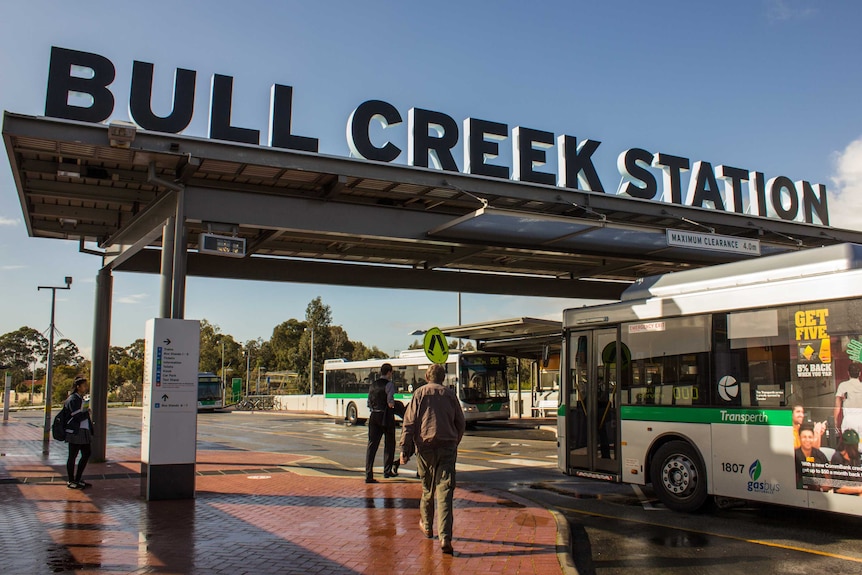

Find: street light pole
457;291;462;350
220;339;225;402
37;276;72;453
245;348;251;396
308;327;315;396
256;367;266;395
30;358;36;404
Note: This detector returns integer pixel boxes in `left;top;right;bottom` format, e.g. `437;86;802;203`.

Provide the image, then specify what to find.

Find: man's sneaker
67;481;82;489
76;481;91;489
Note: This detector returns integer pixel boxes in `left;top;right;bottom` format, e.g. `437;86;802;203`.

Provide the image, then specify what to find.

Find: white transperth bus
323;350;509;425
560;243;862;515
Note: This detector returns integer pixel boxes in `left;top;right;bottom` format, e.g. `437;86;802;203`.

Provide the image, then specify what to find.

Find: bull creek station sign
44;46;829;227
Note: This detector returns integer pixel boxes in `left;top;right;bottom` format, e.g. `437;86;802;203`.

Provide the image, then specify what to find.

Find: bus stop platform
0;418;573;575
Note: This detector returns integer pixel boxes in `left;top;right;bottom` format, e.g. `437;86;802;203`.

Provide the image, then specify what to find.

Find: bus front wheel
345;402;358;426
650;440;709;512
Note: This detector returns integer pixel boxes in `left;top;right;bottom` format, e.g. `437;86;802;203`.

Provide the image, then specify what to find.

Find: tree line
0;297;391;406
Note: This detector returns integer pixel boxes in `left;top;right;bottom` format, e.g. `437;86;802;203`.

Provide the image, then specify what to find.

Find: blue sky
2;0;862;360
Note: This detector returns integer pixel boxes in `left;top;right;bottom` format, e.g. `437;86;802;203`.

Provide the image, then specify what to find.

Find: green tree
107;340;145;402
108;363;127;391
269;319;306;371
349;341;388;361
220;337;244;384
0;326;48;387
328;325;354;360
126;338;146;360
109;345;127;365
198;320;222;374
54;338;84;367
52;362;90;405
197;320;246;385
298;297;333;393
243;337;272;393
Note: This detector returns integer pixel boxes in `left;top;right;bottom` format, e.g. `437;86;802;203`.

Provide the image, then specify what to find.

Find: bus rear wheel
345;402;358;426
650;440;709;512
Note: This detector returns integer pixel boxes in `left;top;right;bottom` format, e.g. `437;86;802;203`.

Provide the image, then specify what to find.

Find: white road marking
631;484;658;510
456;463;495;472
495;458;556;468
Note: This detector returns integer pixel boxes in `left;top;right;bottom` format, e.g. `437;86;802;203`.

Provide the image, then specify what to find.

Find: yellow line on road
559;505;862;564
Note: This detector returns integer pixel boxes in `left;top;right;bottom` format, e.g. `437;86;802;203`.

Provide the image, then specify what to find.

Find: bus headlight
463;406;477;412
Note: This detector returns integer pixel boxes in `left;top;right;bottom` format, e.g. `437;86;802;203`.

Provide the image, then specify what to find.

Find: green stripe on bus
619;406;792;426
325;393;411;400
476;403;504;412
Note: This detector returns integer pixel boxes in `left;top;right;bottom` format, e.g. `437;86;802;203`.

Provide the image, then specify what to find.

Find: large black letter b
45;46;115;123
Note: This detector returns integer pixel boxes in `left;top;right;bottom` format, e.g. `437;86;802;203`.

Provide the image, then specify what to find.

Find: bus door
560;328;620;477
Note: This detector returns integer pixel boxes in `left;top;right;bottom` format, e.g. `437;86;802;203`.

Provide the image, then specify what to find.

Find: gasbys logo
43;46;829;226
747;460;781;494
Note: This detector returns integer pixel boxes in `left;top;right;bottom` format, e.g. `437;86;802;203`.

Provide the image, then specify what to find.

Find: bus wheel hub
663;457;695;494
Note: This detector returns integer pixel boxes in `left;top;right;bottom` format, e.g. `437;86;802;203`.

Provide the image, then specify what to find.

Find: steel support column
171;191;187;319
160;216;175;318
90;266;112;462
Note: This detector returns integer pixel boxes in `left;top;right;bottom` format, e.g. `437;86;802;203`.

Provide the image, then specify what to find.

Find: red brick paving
0;418;567;574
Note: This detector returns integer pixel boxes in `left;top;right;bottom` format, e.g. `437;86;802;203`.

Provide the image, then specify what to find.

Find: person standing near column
65;375;94;489
399;363;465;554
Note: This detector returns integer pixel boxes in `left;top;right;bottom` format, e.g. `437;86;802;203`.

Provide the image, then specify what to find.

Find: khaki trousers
416;446;457;544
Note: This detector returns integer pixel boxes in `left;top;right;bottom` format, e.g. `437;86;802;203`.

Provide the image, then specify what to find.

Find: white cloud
1;264;26;270
0;215;20;226
828;137;862;231
765;0;817;22
117;293;149;305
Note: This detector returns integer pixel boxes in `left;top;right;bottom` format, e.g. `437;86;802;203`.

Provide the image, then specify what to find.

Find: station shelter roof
439;317;562;359
6;112;862;304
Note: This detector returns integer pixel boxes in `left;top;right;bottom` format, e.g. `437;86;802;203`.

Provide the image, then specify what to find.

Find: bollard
3;372;11;421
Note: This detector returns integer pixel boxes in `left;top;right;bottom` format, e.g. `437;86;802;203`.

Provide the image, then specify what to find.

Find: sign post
231;377;243;404
141;318;200;500
3;372;11;421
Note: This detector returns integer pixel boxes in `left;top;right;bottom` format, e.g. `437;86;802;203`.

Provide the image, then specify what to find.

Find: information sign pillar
141;318;200;500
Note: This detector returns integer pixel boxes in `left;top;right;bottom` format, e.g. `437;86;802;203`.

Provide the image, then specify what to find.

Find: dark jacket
64;392;94;437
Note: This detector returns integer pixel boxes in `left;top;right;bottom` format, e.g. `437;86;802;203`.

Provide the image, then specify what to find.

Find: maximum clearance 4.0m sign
43;46;829;226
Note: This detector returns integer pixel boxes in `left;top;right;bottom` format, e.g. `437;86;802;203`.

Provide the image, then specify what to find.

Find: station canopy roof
438;317;562;358
6;112;862;301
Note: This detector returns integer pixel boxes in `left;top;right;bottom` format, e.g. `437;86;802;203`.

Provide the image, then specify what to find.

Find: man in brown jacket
399;363;465;554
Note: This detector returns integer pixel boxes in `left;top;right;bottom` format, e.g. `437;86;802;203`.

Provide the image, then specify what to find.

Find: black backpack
51;403;71;441
368;378;388;412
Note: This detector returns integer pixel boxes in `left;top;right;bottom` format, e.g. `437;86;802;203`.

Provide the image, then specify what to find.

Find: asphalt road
19;408;862;574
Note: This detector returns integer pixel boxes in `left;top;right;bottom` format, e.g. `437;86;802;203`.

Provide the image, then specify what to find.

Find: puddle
46;543;98;573
649;533;710;548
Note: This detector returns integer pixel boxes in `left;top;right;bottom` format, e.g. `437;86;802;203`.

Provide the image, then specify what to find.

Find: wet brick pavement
0;417;570;575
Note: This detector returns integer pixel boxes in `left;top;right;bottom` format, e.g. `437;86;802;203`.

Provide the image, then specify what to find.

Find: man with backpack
365;363;398;482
